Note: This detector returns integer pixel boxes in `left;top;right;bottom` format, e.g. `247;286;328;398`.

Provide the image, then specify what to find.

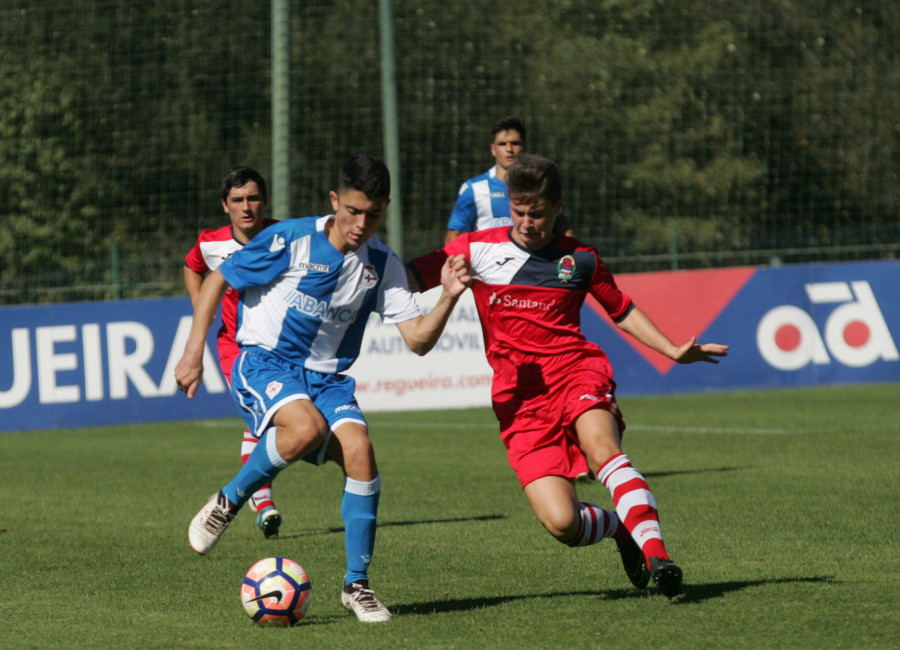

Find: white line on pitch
370;421;871;435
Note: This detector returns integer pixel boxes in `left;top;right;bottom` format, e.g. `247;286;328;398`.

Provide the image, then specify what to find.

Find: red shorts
497;363;626;489
217;329;240;386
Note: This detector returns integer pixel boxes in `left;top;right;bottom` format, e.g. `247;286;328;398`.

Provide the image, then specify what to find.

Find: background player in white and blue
445;115;526;244
175;154;471;623
446;114;572;244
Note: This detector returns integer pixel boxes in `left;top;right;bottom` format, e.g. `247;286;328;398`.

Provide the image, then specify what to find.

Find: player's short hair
506;154;562;207
221;166;268;203
490;115;526;144
337;154;391;200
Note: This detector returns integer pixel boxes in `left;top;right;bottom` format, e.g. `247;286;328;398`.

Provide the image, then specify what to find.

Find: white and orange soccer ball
240;557;312;626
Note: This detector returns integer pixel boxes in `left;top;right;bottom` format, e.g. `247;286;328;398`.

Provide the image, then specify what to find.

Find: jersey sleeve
378;253;423;324
589;253;633;322
446;181;476;232
406;235;468;292
219;222;292;291
184;232;211;274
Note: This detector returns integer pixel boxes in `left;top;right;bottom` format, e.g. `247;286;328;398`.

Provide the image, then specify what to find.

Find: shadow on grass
676;576;836;604
278;514;507;539
643;466;746;479
392;576;836;615
395;587;648;616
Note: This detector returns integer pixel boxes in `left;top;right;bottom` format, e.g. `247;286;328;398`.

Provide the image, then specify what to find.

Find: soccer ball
240;557;312;626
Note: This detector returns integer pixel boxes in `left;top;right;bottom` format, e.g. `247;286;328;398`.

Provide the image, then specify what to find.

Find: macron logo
269;234;286;252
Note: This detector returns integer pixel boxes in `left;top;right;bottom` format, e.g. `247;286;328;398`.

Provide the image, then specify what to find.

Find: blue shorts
230;348;367;450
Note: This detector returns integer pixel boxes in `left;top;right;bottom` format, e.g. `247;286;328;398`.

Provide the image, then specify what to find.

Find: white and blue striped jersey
219;215;421;374
447;166;512;233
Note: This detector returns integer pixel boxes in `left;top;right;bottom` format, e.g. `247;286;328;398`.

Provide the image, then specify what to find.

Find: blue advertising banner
0;298;233;431
1;260;898;431
581;260;900;395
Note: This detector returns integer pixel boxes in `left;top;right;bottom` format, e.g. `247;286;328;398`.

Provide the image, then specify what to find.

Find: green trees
1;1;896;302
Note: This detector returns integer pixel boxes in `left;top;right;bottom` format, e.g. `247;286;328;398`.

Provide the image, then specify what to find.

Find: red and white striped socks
564;502;620;547
598;452;669;564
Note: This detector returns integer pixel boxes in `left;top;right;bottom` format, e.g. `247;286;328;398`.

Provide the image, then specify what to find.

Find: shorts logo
265;381;283;399
361;264;379;289
557;255;575;283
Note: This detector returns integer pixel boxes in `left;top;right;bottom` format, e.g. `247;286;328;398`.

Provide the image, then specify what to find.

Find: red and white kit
184;219;278;384
409;227;635;486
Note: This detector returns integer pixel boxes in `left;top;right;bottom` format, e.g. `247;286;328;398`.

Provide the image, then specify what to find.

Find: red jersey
408;227;633;418
184;219;279;377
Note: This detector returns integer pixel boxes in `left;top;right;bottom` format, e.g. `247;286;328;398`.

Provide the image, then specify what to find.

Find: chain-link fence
2;1;898;304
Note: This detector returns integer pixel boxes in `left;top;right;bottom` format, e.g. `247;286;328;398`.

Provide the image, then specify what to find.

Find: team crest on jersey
361;264;379;289
265;381;283;399
557;255;576;283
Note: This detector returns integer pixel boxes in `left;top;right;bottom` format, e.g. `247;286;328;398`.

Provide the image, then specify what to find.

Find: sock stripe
264;427;290;469
598;453;631;485
585;504;599;546
565;503;618;547
601;455;669;559
344;474;381;496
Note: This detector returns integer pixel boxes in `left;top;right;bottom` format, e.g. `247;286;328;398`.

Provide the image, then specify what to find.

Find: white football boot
341;582;393;622
188;491;237;555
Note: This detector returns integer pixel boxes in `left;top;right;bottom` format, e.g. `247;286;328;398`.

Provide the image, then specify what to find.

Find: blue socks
221;427;288;507
219;428;381;587
342;475;381;585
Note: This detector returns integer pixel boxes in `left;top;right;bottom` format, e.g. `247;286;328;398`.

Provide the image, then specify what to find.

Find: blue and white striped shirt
447;166;512;233
220;215;420;374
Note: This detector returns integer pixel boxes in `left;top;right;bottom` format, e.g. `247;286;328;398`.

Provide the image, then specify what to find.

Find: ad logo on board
757;281;898;371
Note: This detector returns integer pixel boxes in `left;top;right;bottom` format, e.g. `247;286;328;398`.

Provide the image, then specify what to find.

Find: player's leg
222;344;282;538
242;430;282;538
575;408;683;597
225;399;328;505
189;400;328;555
189;351;327;555
327;422;392;622
311;368;390;623
523;475;620;545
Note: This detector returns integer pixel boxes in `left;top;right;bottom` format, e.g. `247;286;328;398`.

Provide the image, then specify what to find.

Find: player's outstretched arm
671;338;730;364
184;266;204;306
395;254;471;355
175;269;229;398
617;306;729;365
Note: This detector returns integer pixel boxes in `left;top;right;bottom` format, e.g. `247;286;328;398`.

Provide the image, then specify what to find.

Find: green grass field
1;384;898;649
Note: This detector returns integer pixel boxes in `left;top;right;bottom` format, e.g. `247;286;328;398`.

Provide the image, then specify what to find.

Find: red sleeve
589;254;633;322
184;232;211;274
406;236;469;291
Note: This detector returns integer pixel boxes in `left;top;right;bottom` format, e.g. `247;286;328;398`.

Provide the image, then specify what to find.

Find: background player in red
183;166;283;538
408;154;729;598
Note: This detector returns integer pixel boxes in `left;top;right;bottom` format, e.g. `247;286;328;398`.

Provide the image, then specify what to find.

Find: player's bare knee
343;437;375;469
278;421;327;461
539;512;578;541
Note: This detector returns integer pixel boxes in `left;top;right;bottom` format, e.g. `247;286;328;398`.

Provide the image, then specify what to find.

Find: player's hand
175;355;204;399
674;337;730;364
441;254;472;298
